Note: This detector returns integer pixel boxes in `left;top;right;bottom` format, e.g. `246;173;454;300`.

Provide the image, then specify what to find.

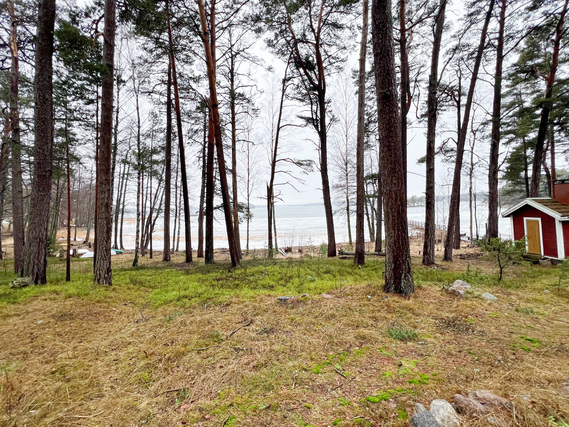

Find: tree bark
443;0;493;261
132;72;142;267
22;0;56;284
198;0;240;267
529;0;568;197
163;62;172;262
488;0;506;239
229;45;242;259
166;0;192;263
197;107;207;258
65;116;71;281
0;120;10;260
8;0;25;274
94;0;116;285
355;0;369;266
422;0;446;266
372;0;414;295
399;0;409;193
205;110;215;264
374;168;383;253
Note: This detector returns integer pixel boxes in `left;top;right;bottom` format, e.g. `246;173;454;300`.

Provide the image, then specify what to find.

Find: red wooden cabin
502;180;569;260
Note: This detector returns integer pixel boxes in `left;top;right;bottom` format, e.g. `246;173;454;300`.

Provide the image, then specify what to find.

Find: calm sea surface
115;202;512;251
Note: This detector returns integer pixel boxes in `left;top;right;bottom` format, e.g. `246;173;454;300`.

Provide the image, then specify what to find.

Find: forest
1;0;569;425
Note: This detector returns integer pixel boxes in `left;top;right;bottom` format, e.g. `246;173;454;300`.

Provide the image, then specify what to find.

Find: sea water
113;202;511;251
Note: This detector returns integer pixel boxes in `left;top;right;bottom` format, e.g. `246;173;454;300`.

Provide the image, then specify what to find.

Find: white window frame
556;219;566;260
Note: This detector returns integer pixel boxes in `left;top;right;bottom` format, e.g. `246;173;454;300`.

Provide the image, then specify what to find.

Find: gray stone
277;296;291;303
452;394;486;414
414;403;427;414
451;279;471;290
481;292;498;301
469;390;512;409
410;411;441;427
430;399;459;427
448;280;471;297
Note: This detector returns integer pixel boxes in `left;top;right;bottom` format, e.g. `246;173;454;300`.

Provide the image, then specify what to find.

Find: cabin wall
512;206;558;258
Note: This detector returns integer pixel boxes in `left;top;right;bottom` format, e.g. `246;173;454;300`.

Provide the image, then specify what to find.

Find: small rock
447;280;471;297
561;385;569;397
452;394;486;414
277;296;291;303
451;279;471;290
410;410;441;427
481;292;498;301
430;399;459;427
469;390;512;409
320;294;334;299
487;415;503;425
414;403;427;414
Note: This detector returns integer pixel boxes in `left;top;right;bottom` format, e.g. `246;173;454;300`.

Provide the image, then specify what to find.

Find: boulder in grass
430;399;460;427
469;390;512;409
481;292;498;301
452;394;487;414
410;410;441;427
447;280;471;297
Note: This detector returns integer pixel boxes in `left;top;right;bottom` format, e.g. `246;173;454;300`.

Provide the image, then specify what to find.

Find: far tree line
1;0;567;295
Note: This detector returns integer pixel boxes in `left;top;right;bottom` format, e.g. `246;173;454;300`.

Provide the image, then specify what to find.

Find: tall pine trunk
487;0;506;239
529;0;568;197
0;122;10;260
372;0;414;295
422;0;446;266
197;107;207;258
443;0;493;261
267;60;290;259
355;0;368;265
229;45;242;259
198;0;240;267
167;0;192;263
163;63;172;262
94;0;116;285
22;0;56;284
205;111;215;264
8;0;25;274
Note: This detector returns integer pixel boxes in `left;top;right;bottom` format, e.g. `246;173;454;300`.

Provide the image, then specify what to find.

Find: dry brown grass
0;253;568;426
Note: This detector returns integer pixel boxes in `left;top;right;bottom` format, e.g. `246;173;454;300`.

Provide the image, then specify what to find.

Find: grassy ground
0;250;568;426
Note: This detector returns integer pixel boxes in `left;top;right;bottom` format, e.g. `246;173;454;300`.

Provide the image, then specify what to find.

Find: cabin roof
502;197;569;220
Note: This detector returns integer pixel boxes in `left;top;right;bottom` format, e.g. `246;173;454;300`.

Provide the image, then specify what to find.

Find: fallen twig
221;414;233;426
191;344;221;352
227;319;253;339
160;386;190;395
334;368;348;379
67;410;104;418
328;375;357;393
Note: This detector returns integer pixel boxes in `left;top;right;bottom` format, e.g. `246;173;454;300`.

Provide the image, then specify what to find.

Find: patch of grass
520;335;542;347
408;373;431;385
363;388;413;404
337;397;350;406
515;306;536;315
388;321;418;341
